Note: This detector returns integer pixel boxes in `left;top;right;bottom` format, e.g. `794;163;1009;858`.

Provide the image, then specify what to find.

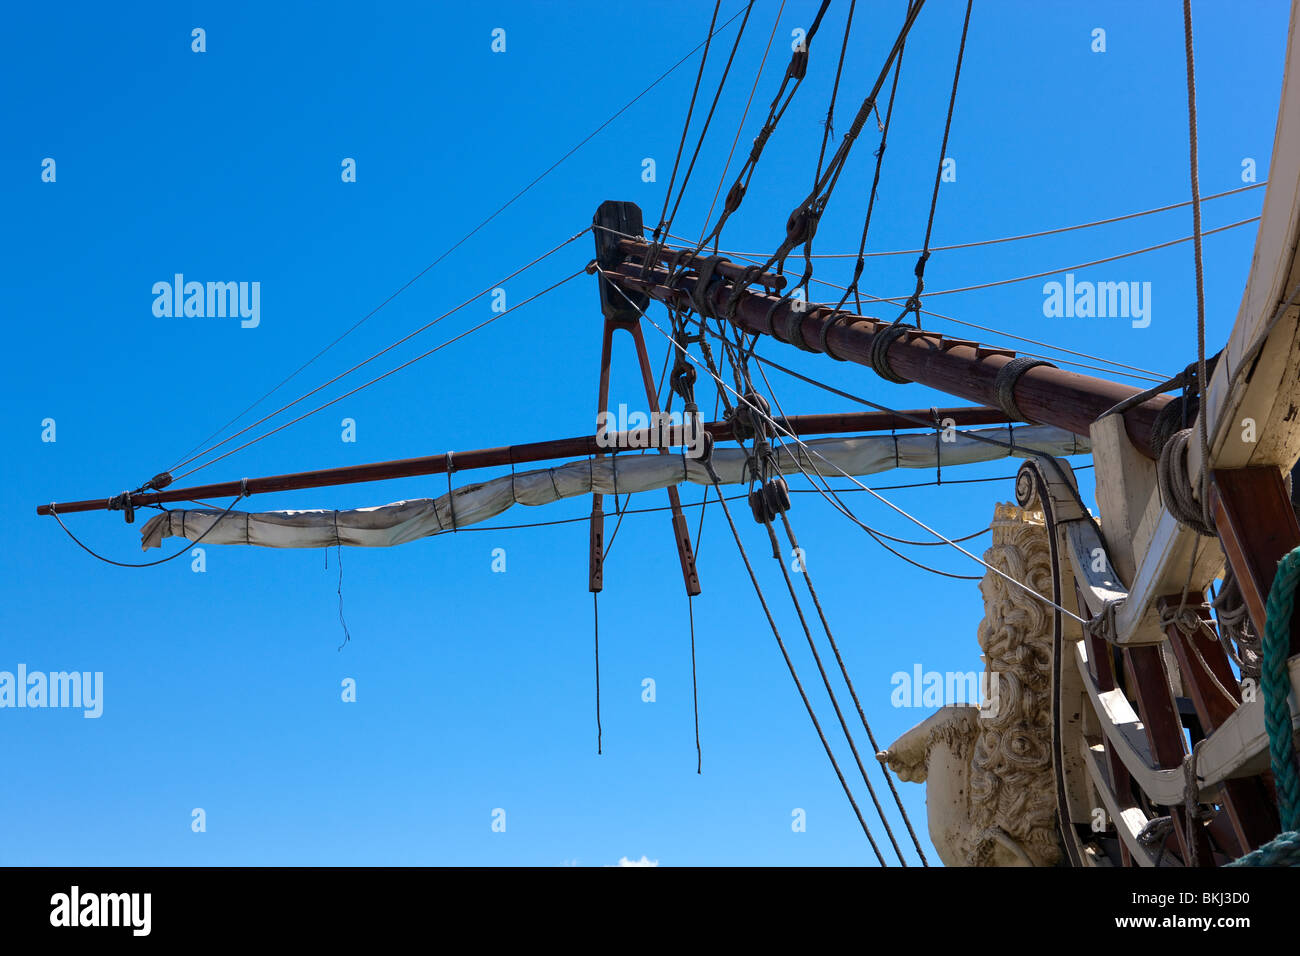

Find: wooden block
1090;414;1159;587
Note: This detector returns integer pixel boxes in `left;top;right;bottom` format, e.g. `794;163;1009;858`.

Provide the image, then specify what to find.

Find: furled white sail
140;425;1088;550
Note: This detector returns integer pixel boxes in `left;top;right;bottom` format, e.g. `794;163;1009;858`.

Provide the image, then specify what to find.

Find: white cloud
614;855;659;867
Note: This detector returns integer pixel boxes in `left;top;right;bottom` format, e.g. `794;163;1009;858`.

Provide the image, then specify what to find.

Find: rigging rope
49;493;247;568
172;269;585;482
171;232;590;480
704;299;924;862
778;512;929;865
697;0;793;249
855;216;1259;304
836;3;906;316
685;181;1267;259
698;452;887;862
1182;0;1214;535
167;3;752;473
812;0;856;189
652;0;724;247
657;2;757;250
896;0;972;328
597;269;1091;620
594;591;603;755
760;512;908;864
614;226;1170;382
756;0;927;280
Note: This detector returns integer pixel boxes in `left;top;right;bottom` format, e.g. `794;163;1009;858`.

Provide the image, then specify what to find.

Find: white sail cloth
140;425;1087;550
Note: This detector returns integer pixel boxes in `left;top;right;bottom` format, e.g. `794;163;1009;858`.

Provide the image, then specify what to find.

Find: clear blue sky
0;0;1286;866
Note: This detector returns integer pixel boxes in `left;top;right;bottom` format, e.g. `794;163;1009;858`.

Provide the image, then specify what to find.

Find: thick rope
1156;429;1216;537
1226;830;1300;867
1228;545;1300;866
1183;0;1214;534
701;456;886;863
1263;547;1300;830
763;516;908;866
778;512;928;865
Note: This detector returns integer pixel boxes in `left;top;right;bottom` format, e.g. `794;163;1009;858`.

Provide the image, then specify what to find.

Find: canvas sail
140;425;1087;550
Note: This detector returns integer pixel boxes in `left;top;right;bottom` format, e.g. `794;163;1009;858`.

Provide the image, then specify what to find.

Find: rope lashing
1150;392;1199;461
1227;544;1300;866
817;310;853;360
897;250;930;326
445;452;459;531
869;323;911;384
1084;598;1124;643
690;256;725;318
1182;738;1211;867
719;265;762;322
1156;429;1216;537
107;491;136;524
993;357;1054;423
779;304;819;353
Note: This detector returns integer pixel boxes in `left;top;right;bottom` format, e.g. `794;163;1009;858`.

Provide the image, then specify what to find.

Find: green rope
1263;547;1300;829
1226;544;1300;866
1226;830;1300;867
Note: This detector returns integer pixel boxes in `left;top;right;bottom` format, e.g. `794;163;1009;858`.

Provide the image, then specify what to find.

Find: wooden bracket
589;200;700;596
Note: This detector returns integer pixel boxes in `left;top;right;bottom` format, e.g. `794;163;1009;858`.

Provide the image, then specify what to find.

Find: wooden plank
1159;598;1279;855
1090;414;1158;587
1121;644;1215;865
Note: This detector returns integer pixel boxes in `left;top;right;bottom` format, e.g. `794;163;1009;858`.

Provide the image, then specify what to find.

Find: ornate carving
881;502;1062;866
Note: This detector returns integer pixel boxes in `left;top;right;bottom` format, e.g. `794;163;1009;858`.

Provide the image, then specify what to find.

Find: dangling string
932;408;943;486
688;592;702;774
334;511;352;651
593;590;603;755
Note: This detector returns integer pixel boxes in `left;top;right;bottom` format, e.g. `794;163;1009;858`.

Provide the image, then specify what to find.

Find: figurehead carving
880;503;1062;866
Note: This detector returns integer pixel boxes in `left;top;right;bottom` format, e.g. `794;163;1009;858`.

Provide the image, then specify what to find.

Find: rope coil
869;324;911;384
1156;429;1216;537
992;357;1054;423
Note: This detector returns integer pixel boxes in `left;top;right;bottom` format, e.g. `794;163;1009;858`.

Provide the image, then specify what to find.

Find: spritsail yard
34;0;1300;867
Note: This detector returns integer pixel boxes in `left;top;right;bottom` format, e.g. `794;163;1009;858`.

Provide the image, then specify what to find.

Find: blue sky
0;0;1287;866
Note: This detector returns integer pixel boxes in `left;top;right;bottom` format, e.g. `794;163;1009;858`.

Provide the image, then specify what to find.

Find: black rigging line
602;331;676;560
741;335;985;580
761;513;910;865
659;2;758;247
48;494;247;568
695;0;793;249
838;4;908;315
812;0;857;189
695;0;834;254
687;390;722;775
758;0;927;280
596;266;1078;592
594;591;603;755
699;454;888;863
167;3;753;474
895;0;973;328
777;512;931;864
171;268;586;482
171;232;589;481
652;0;723;245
